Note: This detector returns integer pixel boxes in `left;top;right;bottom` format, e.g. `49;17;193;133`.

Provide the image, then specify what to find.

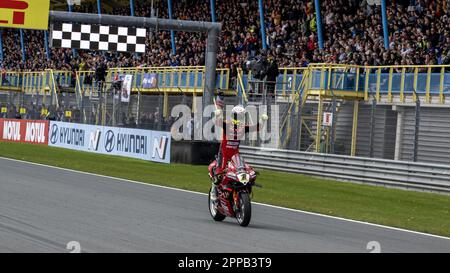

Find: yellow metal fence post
320;68;325;91
426;67;431;103
376;68;381;102
413;67;418;102
186;69;191;91
225;68;230;90
351;100;359;157
178;69;182;91
315;95;323;153
388;67;393;103
22;73;26;93
292;69;297;97
326;67;332;95
364;67;370;101
163;90;169;118
440;67;445;104
400;67;406;102
141;69;145;91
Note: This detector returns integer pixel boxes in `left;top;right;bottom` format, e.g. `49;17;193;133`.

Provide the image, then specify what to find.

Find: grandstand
1;0;450;165
2;0;449;71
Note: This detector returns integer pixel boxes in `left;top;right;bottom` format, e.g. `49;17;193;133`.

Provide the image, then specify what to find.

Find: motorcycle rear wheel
235;192;251;227
208;187;226;221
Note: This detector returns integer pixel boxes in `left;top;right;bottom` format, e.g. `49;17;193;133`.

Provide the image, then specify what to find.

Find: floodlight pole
210;0;216;22
167;0;177;55
44;30;50;60
130;0;135;16
381;0;390;50
20;29;26;62
97;0;101;15
314;0;324;50
258;0;267;51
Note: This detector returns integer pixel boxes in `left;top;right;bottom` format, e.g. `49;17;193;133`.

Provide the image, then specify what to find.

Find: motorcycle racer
210;104;268;200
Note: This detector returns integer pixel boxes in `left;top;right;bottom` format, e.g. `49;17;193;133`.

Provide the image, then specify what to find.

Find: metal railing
2;64;450;105
238;67;307;98
0;70;72;94
240;146;450;194
1;67;231;95
75;66;231;96
306;64;450;103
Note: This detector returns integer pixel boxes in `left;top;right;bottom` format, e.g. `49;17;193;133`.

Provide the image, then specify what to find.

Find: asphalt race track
0;157;449;253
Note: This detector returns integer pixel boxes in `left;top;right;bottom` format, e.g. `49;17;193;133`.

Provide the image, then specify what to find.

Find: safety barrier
240;146;450;194
48;121;171;164
0;118;49;145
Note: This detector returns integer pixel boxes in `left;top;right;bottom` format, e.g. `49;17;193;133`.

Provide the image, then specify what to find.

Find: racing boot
212;167;221;185
210;183;219;202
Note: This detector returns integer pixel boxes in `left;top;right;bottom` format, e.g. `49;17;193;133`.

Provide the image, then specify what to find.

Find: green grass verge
1;141;449;237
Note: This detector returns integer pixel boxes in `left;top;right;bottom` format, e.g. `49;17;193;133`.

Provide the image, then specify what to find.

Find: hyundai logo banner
48;121;171;164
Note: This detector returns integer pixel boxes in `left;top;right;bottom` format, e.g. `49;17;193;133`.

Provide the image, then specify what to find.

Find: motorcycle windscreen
230;154;246;172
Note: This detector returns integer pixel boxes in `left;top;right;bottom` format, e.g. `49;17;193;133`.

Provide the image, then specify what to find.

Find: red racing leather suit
215;121;260;175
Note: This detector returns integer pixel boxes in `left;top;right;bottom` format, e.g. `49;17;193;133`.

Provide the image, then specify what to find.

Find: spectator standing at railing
27;105;37;120
45;105;57;121
7;105;15;119
79;60;86;72
127;116;137;128
0;103;6;118
14;106;21;119
94;57;107;94
266;54;279;98
1;68;8;85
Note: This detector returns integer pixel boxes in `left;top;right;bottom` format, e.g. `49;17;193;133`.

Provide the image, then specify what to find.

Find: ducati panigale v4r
208;154;258;227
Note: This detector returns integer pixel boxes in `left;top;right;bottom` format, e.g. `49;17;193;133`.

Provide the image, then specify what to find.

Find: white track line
1;156;449;241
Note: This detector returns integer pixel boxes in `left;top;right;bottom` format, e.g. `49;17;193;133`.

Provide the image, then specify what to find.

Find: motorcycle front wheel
208;187;226;221
235;191;251;227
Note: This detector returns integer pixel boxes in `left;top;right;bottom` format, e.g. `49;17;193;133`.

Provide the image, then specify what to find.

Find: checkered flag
51;22;146;53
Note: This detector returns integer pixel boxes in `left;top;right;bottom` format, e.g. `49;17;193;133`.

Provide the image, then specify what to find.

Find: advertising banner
323;112;333;127
0;0;50;30
142;73;158;89
48;121;171;163
0;118;49;144
121;74;133;103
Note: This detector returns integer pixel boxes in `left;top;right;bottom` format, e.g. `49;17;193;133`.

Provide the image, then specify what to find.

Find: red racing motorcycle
208;154;258;227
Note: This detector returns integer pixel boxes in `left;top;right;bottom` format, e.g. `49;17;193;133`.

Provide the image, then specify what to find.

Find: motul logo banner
0;118;49;144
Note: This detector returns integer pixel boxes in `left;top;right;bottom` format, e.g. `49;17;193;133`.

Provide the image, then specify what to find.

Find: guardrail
0;70;72;94
306;64;450;103
1;67;232;95
240;146;450;194
2;64;450;104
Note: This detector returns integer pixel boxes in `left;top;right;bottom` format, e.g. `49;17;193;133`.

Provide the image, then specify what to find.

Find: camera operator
245;51;279;98
94;56;107;93
246;52;269;81
266;53;279;98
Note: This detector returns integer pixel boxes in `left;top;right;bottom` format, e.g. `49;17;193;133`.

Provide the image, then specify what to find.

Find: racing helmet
231;105;246;125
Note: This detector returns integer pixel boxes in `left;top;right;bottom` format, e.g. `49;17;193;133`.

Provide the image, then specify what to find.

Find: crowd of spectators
0;0;449;73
